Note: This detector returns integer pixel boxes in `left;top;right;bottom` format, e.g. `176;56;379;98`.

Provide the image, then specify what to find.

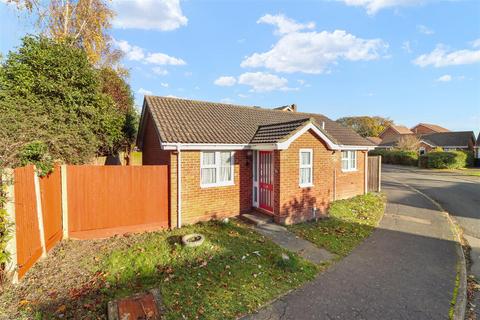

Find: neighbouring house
366;136;382;146
136;96;375;227
475;132;480;166
378;131;476;154
411;123;450;134
378;125;413;141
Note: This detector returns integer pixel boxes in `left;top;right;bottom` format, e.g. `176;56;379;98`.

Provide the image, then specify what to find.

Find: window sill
341;169;358;173
200;182;235;189
299;183;314;188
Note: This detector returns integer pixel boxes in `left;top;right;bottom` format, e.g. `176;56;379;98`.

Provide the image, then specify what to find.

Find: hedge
369;149;418;166
419;151;472;169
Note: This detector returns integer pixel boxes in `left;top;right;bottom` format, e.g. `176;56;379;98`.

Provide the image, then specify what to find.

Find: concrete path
383;164;480;318
244;176;459;320
254;223;336;265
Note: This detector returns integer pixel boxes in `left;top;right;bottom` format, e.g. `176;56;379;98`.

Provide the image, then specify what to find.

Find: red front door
259;151;274;212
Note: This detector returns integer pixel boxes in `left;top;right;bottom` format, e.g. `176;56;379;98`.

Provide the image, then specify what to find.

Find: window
419;147;426;155
200;151;234;187
341;151;357;171
299;149;313;187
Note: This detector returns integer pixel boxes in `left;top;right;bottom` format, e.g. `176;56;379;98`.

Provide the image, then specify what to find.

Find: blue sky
1;0;479;134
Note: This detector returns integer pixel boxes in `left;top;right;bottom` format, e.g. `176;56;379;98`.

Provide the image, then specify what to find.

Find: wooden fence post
33;167;47;258
61;165;69;239
2;169;19;284
378;156;382;192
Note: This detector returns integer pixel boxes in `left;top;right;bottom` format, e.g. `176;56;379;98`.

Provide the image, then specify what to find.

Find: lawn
0;220;317;319
288;193;386;257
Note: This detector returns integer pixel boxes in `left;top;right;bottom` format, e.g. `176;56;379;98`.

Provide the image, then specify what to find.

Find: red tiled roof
139;96;374;147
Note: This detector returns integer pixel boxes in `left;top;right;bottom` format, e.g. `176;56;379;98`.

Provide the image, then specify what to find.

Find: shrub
420;151;470;169
369;149;418;166
0;174;13;286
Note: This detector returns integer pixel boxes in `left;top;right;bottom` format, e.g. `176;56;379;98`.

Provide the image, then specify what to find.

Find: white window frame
419;147;426;155
299;149;313;187
341;150;357;172
200;151;235;188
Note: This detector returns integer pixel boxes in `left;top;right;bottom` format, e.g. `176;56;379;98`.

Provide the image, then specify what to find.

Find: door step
241;212;273;226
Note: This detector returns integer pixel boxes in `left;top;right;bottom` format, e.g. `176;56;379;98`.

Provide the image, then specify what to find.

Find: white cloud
402;41;412;53
214;76;237;86
241;24;387;74
113;39;186;66
471;38;480;48
342;0;426;15
113;39;145;61
145;53;186;65
413;43;480;67
112;0;188;31
152;67;169;76
436;74;451;82
417;24;434;35
237;72;292;92
160;82;169;88
257;14;315;35
138;88;153;96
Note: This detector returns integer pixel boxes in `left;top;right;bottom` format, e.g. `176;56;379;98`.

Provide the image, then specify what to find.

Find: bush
420;151;470;169
369;149;418;166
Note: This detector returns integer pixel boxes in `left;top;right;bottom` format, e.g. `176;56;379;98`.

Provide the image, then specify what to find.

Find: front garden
288;193;386;257
0;193;386;319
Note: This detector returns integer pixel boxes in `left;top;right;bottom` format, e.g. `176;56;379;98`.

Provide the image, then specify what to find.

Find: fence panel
67;165;169;239
14;165;42;279
39;165;63;251
368;156;382;192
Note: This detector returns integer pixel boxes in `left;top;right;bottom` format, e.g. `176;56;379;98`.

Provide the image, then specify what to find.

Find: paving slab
254;222;336;265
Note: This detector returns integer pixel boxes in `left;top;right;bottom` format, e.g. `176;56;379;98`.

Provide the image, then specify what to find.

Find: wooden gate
67;165;169;238
368;155;382;192
259;151;274;212
13;166;43;279
39;166;63;251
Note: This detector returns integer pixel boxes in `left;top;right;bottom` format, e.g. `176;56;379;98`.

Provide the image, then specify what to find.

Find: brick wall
142;112;171;166
275;129;366;225
172;150;252;226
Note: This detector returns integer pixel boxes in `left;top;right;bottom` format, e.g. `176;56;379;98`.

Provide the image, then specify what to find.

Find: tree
395;135;421;151
98;67;138;164
337;116;393;137
7;0;115;65
0;35;124;165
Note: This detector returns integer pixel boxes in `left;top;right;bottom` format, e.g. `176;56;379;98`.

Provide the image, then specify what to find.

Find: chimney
322;121;325;130
290;104;297;112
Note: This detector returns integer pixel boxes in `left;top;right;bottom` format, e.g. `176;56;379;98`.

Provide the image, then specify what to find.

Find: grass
96;220;317;319
288;193;386;257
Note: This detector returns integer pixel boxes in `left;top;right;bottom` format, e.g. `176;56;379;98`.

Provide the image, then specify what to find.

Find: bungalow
378;131;476;154
136;96;375;227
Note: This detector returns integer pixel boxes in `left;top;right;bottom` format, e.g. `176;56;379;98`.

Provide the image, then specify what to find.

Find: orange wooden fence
67;165;169;239
13;166;43;279
10;164;170;280
39;165;63;251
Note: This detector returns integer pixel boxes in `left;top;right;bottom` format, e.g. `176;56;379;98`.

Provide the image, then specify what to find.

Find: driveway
383;164;480;318
245;174;459;320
